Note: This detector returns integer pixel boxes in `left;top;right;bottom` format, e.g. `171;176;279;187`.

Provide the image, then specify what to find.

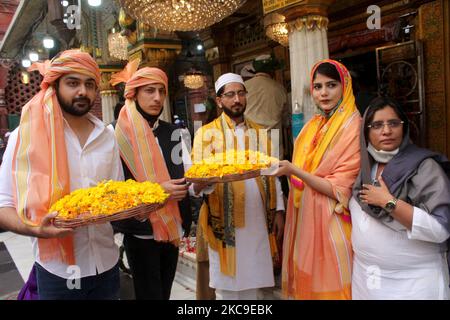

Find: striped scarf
12;49;100;264
112;61;182;244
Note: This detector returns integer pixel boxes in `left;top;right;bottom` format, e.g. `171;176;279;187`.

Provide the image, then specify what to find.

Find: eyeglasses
367;119;404;130
221;90;247;99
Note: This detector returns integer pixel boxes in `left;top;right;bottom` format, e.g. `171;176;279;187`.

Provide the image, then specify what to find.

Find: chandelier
119;0;245;31
184;72;204;89
108;29;129;60
264;12;289;47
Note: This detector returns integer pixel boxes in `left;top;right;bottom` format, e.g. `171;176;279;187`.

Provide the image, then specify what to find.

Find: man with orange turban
0;50;124;299
110;60;192;300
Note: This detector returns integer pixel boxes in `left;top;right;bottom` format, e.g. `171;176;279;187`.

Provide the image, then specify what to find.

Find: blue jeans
35;262;120;300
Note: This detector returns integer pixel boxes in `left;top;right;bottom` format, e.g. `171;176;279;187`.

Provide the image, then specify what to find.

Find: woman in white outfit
350;96;450;300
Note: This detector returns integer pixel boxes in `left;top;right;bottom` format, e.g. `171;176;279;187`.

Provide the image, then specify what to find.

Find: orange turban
29;49;100;89
110;59;168;98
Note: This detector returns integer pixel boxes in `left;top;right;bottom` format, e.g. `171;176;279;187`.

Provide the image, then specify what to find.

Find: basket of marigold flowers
185;150;278;183
51;180;169;228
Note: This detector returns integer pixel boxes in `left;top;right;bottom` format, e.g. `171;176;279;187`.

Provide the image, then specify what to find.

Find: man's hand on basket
31;212;74;239
161;178;189;201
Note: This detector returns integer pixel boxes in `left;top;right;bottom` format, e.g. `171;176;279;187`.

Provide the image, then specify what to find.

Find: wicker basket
53;201;166;228
185;169;261;184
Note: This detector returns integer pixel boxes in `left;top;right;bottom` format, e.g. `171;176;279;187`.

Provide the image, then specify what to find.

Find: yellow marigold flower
50;180;169;220
185;150;278;178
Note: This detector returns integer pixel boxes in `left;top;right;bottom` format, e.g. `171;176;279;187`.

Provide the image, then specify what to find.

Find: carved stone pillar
99;70;120;124
0;60;13;138
283;0;335;122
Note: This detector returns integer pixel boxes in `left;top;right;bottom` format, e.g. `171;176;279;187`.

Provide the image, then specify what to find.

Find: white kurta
207;122;284;291
350;197;450;300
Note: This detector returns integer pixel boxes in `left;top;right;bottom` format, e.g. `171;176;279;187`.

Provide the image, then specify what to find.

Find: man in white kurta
192;73;285;300
207;122;284;299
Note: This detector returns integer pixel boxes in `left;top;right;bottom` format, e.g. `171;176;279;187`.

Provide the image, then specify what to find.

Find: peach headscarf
12;49;100;264
111;60;182;244
282;59;361;299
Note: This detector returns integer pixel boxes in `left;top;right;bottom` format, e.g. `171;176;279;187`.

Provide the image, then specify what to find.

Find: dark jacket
111;120;192;237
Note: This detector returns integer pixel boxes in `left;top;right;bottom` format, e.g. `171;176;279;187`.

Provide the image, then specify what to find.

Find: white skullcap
255;54;271;61
240;64;255;78
215;73;245;94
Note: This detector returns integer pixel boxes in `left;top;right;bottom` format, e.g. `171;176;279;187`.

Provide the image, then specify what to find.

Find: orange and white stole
12;86;75;264
115;100;182;244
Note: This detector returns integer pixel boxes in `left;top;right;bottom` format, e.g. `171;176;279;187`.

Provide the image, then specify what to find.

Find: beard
57;92;93;116
222;102;246;119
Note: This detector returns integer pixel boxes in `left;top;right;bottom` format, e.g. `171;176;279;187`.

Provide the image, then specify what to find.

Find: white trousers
216;288;258;300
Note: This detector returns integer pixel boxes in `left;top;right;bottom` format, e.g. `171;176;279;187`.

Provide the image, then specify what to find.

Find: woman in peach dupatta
273;59;361;299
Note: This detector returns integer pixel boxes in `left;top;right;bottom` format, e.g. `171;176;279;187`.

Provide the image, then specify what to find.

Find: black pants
123;234;179;300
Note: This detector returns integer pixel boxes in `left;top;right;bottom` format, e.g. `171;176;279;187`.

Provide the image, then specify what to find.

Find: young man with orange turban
110;60;192;300
0;50;124;299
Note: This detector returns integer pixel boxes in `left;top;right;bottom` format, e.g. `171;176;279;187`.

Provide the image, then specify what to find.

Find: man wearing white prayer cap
191;72;286;300
240;64;255;81
212;72;248;121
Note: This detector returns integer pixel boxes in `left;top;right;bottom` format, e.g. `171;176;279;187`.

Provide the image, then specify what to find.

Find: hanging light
61;0;69;7
119;0;244;31
21;71;30;84
108;29;128;60
29;51;39;62
184;71;204;89
21;59;31;68
264;12;289;47
88;0;102;7
43;36;55;49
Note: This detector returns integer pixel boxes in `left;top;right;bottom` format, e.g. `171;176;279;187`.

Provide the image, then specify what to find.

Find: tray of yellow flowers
185;150;278;184
52;180;169;228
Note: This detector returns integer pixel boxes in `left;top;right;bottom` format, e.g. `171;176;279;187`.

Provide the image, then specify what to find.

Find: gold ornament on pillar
183;71;204;89
119;0;244;31
264;12;289;47
289;15;329;32
108;28;129;60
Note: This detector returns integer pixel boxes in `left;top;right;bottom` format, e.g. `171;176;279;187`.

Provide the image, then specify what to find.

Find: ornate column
283;0;335;122
99;70;120;124
0;60;13;137
161;97;172;123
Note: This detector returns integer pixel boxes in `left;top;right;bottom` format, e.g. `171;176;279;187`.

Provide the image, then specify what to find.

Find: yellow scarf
292;59;357;213
194;113;278;276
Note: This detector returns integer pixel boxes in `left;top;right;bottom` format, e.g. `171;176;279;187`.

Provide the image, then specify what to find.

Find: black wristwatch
384;198;398;214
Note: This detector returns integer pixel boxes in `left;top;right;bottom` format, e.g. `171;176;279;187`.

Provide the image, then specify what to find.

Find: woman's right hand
271;160;295;177
161;178;189;201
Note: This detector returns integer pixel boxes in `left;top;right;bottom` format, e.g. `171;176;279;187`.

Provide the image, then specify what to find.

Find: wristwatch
384;198;398;214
